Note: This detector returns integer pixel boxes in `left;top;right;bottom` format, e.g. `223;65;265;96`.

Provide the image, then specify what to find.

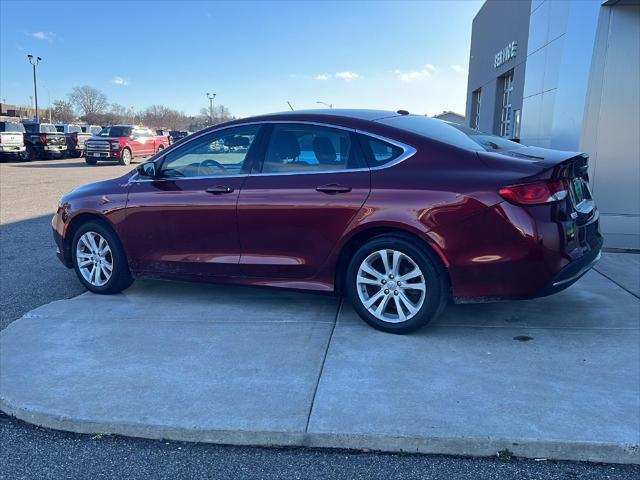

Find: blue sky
0;0;482;118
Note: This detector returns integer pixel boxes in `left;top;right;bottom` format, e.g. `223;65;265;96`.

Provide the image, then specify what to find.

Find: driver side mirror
137;161;158;179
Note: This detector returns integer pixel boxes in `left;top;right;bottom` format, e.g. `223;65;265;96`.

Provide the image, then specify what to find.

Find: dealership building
465;0;639;249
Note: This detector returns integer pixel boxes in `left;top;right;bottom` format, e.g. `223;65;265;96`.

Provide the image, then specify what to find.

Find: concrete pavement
1;266;639;464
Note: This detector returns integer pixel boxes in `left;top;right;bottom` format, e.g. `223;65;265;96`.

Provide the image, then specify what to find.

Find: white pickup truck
0;121;27;161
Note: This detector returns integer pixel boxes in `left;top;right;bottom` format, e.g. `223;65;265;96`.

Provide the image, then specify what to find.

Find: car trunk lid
0;132;24;146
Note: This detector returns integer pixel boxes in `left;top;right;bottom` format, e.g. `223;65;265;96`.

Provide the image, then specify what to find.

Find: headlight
111;142;120;149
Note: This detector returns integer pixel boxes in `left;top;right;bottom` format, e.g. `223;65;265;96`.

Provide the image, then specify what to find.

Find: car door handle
315;184;352;194
205;185;234;194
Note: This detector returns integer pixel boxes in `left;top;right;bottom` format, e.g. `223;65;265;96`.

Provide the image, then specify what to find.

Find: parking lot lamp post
27;54;42;122
206;92;216;125
316;101;332;109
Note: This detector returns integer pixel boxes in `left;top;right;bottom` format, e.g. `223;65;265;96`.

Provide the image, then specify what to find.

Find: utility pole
206;92;216;125
27;54;42;122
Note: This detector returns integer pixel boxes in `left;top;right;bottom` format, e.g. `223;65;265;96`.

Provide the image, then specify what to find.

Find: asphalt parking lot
1;157;638;479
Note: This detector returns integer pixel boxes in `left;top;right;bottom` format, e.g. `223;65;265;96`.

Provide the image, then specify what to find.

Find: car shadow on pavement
0;214;85;331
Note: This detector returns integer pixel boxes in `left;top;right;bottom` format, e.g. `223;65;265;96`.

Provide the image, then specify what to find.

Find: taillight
498;180;568;205
39;133;48;144
71;134;78;143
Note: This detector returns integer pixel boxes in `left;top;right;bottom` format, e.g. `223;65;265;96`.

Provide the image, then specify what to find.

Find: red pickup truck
84;125;170;165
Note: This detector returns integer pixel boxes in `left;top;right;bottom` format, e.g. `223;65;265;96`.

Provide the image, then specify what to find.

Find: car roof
242;109;403;122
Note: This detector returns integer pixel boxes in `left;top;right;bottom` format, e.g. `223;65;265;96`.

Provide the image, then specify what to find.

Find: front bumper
52;212;71;267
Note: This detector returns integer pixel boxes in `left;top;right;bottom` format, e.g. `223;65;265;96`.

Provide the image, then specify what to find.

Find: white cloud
111;76;130;86
450;64;466;74
28;31;55;42
335;71;361;81
315;74;331;81
394;64;437;82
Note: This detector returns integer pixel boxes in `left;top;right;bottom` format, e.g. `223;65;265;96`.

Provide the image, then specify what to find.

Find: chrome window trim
128;120;417;183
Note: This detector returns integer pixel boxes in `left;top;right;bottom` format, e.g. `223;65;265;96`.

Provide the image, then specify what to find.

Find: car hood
88;136;122;141
62;173;133;202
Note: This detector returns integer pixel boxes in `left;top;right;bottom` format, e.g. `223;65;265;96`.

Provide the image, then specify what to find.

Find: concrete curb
3;397;638;465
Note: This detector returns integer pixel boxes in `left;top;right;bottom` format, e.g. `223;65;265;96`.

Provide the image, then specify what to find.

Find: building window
471;89;481;129
499;69;514;138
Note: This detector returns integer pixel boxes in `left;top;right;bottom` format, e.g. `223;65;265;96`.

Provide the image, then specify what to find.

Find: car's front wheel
346;235;449;334
71;221;133;294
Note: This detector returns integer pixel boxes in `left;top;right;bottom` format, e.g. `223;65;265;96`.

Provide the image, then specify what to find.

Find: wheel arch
334;225;450;295
62;212;118;266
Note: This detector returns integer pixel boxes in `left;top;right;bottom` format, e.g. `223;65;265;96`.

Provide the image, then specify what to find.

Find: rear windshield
68;125;82;133
0;122;25;133
377;115;523;152
97;126;132;137
40;124;58;133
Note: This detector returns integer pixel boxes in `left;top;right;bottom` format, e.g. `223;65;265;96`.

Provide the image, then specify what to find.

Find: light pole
27;54;42;122
316;101;332;109
206;92;216;125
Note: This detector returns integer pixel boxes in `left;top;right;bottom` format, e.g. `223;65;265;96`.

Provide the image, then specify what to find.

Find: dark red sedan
52;110;602;333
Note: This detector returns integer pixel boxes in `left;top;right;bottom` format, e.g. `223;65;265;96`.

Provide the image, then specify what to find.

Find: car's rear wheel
346;235;449;334
85;156;97;165
119;148;132;166
71;221;133;294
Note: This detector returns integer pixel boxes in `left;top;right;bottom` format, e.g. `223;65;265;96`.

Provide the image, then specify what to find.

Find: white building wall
582;3;640;249
519;0;639;249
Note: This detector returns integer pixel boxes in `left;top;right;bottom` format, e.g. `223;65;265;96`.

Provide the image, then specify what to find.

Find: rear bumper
531;235;603;298
0;146;26;153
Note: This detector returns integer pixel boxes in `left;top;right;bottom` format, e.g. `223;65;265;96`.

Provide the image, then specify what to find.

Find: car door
121;124;264;278
237;123;371;279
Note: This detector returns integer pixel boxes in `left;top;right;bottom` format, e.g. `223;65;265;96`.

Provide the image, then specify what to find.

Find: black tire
85;156;98;165
71;221;134;294
119;148;132;166
25;146;36;162
345;235;449;334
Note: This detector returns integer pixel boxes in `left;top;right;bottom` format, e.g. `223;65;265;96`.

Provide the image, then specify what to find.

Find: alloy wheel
356;249;426;323
76;231;113;287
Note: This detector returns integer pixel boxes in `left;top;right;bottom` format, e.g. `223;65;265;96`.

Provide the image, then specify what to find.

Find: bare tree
69;86;108;117
109;103;132;124
51;100;75;123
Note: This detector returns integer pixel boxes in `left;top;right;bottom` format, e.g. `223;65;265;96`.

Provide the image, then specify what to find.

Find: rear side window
262;124;363;174
358;135;404;167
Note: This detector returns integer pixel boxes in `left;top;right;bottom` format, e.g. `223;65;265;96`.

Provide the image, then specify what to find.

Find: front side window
160;125;261;178
262;124;361;173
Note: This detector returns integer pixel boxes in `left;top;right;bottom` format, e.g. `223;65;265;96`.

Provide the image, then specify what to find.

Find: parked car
56;124;92;158
156;129;173;145
169;130;189;142
80;125;103;136
0;121;27;161
22;122;67;160
52;110;602;333
84;125;169;165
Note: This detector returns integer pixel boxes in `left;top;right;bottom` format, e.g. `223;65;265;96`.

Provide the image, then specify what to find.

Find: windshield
377;115;524;152
97;126;132;137
0;122;25;133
